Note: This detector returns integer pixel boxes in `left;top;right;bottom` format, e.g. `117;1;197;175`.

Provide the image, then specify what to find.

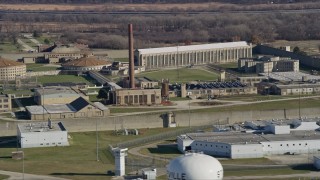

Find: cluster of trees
0;0;317;4
1;12;320;49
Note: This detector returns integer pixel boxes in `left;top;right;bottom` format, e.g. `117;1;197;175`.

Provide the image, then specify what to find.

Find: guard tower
112;147;128;176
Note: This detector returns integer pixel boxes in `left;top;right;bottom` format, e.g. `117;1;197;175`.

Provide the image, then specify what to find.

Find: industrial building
62;56;111;71
0;58;26;80
111;88;161;106
26;97;110;120
177;118;320;159
135;41;252;69
17;120;69;148
238;56;299;73
34;86;88;105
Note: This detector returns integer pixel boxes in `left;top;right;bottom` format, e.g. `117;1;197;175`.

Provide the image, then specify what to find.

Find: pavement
0;170;69;180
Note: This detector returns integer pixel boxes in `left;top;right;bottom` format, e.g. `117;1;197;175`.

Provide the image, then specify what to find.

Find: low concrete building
34;86;88;105
26;97;110;120
17;120;69;148
271;83;320;95
237;76;267;86
177;118;320;159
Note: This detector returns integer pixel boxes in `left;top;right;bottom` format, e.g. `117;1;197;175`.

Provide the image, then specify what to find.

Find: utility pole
176;46;179;81
96;118;99;161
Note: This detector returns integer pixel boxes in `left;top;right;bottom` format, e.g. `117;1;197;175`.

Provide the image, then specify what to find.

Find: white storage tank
167;152;223;180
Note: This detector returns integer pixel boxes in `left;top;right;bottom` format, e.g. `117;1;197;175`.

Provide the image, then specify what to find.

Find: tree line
0;0;318;4
1;12;320;49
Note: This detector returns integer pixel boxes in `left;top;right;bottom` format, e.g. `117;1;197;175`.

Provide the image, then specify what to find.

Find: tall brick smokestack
128;24;135;89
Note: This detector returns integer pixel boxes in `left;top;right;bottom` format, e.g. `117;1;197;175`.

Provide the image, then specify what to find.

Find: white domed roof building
62;56;111;71
0;58;26;80
167;152;223;180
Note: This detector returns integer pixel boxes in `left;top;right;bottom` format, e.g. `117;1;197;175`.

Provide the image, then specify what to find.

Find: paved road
0;170;68;180
16;39;36;52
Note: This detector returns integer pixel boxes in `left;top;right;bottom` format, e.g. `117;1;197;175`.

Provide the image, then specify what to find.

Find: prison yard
137;67;219;83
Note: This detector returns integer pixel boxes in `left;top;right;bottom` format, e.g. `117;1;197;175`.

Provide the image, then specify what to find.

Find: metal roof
18;121;66;133
137;41;250;55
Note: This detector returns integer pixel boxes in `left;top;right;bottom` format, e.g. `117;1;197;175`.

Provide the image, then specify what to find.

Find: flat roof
35;86;78;95
93;102;109;111
44;104;76;113
18;121;66;133
137;41;250;55
183;130;320;145
26;106;48;115
260;72;320;82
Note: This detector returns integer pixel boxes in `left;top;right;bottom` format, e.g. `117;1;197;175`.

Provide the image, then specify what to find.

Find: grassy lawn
137;68;219;83
189;97;320;113
26;64;60;72
221;157;275;165
270;40;320;56
139;145;182;159
217;62;238;69
21;38;38;48
169;97;191;101
224;167;309;177
109;107;172;114
0;128;182;180
218;94;315;102
113;58;128;62
0;42;21;53
0;174;9;179
89;95;101;102
37;75;95;85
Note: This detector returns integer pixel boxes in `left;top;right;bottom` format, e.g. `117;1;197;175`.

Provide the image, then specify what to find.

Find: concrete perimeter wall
1;107;319;136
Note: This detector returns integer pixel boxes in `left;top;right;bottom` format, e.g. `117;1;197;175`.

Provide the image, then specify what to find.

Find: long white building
135;41;252;69
17;121;69;148
177;118;320;159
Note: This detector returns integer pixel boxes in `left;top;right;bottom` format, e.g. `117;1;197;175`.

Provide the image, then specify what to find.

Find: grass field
270;40;320;56
113;58;128;62
0;128;184;180
189;97;320;113
137;68;218;83
26;64;60;72
0;42;20;53
0;174;9;179
37;75;95;85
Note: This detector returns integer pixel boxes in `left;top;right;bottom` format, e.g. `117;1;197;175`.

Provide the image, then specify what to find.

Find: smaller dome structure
167;152;223;180
62;56;111;71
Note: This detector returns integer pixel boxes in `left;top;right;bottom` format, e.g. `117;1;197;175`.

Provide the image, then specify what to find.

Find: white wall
269;125;290;134
262;140;320;155
231;144;263;159
177;136;193;153
20;131;69;148
191;141;231;157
